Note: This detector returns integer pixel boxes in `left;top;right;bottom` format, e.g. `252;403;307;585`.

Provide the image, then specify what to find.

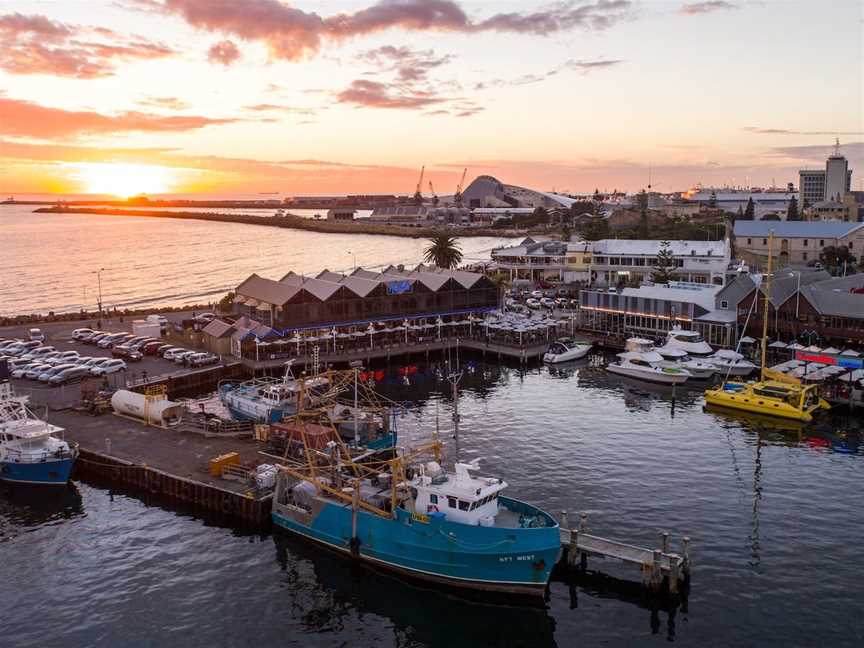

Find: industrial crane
428;181;439;206
413;166;425;205
454;167;467;207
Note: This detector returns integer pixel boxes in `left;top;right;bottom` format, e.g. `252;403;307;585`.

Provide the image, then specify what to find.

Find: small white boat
543;337;592;363
657;345;716;379
708;349;758;377
606;339;691;384
664;328;714;357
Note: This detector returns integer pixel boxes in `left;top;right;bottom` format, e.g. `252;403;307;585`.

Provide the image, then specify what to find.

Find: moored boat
707;349;758;377
271;432;561;596
0;381;78;485
543;337;593;363
656;345;716;379
606;338;691;384
219;362;329;423
664;328;715;357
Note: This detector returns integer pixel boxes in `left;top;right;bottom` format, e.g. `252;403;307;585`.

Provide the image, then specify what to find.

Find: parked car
163;347;189;361
194;312;216;323
87;332;109;345
37;351;63;365
557;288;570;297
91;359;127;376
3;343;28;357
570;299;580;309
47;350;80;366
173;350;198;365
21;346;56;361
38;363;77;382
18;341;42;352
554;298;569;309
188;352;219;367
146;314;169;332
98;333;132;349
72;356;95;366
29;328;45;342
0;340;21;351
142;341;164;355
49;366;91;385
72;328;95;341
12;362;43;379
507;303;530;316
23;363;52;380
112;344;143;361
530;290;543;299
540;297;556;309
525;298;542;310
158;345;181;357
7;358;31;370
78;357;106;369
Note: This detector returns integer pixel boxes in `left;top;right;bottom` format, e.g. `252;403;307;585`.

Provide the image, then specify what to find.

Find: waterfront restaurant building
590;239;730;286
491;238;592;283
578;281;736;347
231;264;499;332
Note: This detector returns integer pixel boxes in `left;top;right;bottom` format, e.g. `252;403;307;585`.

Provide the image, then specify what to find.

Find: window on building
804;239;808;247
762;238;767;245
447;496;457;509
747;238;752;245
721;300;729;309
429;494;438;504
458;500;470;511
819;239;824;247
803;252;808;261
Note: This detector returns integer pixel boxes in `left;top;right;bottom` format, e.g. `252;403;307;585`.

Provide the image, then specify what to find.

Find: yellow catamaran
704;232;830;422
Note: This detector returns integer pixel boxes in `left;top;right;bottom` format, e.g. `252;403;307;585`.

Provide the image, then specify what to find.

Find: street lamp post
347;250;357;270
95;267;105;328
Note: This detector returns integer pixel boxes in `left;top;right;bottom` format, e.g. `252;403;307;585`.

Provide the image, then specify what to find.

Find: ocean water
1;362;862;647
0;204;508;316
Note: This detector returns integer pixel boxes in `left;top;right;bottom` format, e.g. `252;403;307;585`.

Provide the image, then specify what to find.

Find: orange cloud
0;97;239;138
207;39;240;66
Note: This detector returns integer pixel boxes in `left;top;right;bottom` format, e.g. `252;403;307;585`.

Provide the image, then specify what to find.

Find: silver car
23;363;53;379
38;363;77;382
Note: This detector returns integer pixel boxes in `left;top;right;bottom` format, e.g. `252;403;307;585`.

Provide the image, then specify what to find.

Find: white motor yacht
708;349;758;377
656;345;716;379
605;338;691;384
664;328;714;357
543;337;593;363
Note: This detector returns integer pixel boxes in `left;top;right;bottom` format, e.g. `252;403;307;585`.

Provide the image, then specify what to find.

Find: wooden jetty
558;512;691;595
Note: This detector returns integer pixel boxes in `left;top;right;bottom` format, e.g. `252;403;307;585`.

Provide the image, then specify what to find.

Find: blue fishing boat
0;381;78;486
219;362;329;423
272;437;561;596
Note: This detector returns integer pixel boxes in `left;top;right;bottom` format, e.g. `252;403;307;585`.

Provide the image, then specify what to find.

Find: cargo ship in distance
272;434;561;597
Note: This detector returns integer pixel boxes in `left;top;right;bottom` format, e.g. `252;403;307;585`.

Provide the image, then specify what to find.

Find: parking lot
0;314;213;396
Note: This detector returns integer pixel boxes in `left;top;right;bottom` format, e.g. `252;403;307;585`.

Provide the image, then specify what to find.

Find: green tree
218;291;236;313
651;240;678;283
560;223;572;242
763;213;782;221
581;218;610;241
786;195;799;221
743;197;755;220
423;235;463;269
637;189;649;238
819;245;857;275
532;206;549;223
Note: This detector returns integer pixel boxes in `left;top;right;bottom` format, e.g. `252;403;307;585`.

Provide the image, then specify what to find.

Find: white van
29;328;45;342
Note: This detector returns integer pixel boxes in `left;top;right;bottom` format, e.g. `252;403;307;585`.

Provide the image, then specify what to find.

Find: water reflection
0;483;83;540
273;531;559;648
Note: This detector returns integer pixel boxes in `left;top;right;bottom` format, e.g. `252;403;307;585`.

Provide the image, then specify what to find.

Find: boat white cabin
412;461;508;527
664;328;714;356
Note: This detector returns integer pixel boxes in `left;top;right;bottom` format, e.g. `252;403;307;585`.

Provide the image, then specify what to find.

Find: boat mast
760;231;774;381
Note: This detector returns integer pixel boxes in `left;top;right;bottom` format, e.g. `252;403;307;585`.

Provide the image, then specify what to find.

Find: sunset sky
1;0;861;196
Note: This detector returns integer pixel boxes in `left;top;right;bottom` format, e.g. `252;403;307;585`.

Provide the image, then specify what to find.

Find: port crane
428;181;439;206
413;166;425;205
454;167;467;207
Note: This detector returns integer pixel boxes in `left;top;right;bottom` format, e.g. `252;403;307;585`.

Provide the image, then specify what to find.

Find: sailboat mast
760;231;774;380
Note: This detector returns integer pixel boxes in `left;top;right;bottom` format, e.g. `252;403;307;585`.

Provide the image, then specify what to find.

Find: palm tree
423;235;463;269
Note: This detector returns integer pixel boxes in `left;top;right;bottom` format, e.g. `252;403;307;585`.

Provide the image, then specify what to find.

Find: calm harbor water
1;361;862;647
0;204;509;316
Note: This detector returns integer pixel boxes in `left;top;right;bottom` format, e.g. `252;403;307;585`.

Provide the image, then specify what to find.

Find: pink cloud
0;12;176;78
154;0;633;61
680;1;737;15
207;39;240;66
336;79;444;109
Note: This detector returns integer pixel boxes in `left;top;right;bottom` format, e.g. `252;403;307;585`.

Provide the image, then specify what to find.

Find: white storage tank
111;389;184;427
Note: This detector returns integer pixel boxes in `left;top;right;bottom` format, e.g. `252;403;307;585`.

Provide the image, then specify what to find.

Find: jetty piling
558;511;690;596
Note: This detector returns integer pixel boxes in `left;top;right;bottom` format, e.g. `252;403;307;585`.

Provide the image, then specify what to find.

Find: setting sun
72;162;173;197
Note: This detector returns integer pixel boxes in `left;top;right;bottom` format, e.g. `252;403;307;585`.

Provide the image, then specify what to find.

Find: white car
23;363;52;380
525;298;542;309
163;348;189;361
21;346;56;361
47;350;80;366
91;359;127;376
530;290;543;299
173;350;198;364
540;297;555;309
72;328;95;341
29;328;45;342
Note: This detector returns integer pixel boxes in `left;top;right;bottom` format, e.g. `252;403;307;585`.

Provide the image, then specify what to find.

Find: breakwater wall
33;207;517;239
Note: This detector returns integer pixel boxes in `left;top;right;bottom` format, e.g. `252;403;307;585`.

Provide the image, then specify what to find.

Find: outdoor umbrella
838;369;864;382
740;336;757;344
822;347;841;354
768;341;787;348
840;349;861;357
804;345;822;353
788;343;805;350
